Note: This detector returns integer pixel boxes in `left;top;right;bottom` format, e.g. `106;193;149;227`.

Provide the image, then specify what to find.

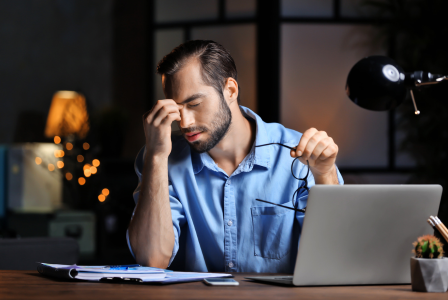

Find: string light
83;142;90;150
90;166;97;174
77;155;84;162
92;159;100;167
48;164;55;171
78;177;86;185
54;136;61;144
102;188;110;196
55;150;65;158
35;157;42;165
66;172;73;180
57;161;64;168
66;142;73;150
98;194;106;202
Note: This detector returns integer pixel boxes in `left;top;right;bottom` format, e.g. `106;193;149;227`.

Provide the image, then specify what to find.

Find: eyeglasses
254;143;310;213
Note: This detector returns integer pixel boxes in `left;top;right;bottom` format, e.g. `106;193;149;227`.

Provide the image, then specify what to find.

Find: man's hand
290;128;339;184
143;99;182;159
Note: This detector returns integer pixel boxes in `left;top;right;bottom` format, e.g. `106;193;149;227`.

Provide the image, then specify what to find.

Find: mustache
181;126;208;134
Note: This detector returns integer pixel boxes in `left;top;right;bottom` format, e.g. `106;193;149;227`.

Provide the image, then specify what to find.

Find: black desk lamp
346;56;448;114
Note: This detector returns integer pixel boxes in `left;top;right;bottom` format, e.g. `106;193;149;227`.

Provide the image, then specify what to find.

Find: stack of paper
37;263;232;284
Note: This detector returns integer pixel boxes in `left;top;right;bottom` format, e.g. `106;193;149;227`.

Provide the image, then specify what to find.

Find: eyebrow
180;93;206;104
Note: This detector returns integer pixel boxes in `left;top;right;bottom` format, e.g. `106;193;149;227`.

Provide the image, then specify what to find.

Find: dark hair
156;40;240;103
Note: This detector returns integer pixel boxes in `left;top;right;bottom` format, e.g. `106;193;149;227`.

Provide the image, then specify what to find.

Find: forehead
163;59;213;102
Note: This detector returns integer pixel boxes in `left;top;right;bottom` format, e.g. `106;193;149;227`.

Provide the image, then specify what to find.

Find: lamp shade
346;56;407;111
45;91;89;139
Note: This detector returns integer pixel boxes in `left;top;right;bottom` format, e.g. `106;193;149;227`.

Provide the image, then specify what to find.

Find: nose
179;107;194;129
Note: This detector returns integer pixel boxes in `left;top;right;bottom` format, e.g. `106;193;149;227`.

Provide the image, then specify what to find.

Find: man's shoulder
263;121;303;146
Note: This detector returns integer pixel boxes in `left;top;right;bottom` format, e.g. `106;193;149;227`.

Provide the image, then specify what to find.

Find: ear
224;77;238;105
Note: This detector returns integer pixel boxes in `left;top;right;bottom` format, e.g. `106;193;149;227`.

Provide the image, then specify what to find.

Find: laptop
246;184;443;286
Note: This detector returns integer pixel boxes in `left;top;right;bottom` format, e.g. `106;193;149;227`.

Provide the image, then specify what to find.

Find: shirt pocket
251;205;295;260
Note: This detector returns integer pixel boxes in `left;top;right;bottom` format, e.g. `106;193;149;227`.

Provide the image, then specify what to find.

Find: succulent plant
413;235;444;259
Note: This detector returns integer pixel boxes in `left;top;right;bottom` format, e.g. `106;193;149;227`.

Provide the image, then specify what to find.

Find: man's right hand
143;99;182;159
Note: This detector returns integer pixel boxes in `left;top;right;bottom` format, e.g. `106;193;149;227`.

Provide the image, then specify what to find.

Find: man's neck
208;104;256;176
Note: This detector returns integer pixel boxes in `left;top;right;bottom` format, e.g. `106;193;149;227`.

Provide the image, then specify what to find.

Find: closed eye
188;103;201;108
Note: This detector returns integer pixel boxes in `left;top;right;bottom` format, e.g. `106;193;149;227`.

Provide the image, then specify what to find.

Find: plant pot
410;257;448;292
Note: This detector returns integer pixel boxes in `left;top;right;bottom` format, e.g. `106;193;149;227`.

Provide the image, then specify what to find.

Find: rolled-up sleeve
126;146;186;266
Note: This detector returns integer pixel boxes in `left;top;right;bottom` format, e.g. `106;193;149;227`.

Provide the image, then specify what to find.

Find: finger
291;128;318;157
161;112;181;126
309;137;333;161
319;143;338;161
300;131;328;160
143;99;178;124
152;105;181;127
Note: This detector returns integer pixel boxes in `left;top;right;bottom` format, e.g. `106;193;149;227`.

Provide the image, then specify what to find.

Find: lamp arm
405;71;447;87
414;76;448;87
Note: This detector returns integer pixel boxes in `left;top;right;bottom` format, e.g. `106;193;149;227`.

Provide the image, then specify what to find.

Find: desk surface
0;270;446;300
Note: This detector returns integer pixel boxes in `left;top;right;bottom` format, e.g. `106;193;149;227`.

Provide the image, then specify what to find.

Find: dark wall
0;0;113;143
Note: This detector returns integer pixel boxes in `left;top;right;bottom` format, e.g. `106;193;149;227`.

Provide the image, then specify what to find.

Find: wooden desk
0;270;445;300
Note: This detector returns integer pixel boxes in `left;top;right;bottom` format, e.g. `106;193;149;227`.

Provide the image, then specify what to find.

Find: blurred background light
44;91;90;139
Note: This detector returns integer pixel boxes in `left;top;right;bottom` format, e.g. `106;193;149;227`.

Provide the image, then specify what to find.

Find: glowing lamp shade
45;91;89;139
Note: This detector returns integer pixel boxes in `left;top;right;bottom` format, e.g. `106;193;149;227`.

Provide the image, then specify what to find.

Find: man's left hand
291;128;339;184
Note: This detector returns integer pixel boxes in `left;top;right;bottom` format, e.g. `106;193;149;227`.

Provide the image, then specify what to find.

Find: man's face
163;59;232;153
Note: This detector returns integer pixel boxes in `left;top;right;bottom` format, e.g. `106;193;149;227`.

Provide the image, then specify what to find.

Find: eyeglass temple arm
255;143;295;151
255;199;306;213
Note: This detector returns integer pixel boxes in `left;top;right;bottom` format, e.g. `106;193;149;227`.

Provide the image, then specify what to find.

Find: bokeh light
84;169;91;177
66;172;73;180
102;188;110;196
66;142;73;150
92;159;100;167
98;194;106;202
83;164;91;171
48;164;55;171
78;177;86;185
90;166;97;174
35;157;42;165
54;136;61;144
55;150;65;158
77;155;84;162
57;161;64;168
83;142;90;150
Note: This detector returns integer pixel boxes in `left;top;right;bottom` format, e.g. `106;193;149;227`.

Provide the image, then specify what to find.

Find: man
128;40;343;273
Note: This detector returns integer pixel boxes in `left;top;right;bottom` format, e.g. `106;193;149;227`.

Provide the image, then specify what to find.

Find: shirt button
227;220;233;226
228;179;231;184
228;262;234;268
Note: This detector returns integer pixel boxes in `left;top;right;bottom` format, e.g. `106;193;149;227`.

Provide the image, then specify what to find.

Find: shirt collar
192;106;271;174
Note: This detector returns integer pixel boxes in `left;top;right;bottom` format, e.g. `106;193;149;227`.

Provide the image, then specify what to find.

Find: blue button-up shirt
128;106;344;273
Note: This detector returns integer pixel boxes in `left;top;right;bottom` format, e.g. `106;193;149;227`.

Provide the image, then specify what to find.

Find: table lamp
45;91;89;139
346;56;448;114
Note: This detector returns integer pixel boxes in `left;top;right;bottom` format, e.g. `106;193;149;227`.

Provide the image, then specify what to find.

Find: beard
182;96;232;153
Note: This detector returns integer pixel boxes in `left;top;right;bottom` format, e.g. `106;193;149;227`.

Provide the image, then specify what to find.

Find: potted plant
411;235;448;292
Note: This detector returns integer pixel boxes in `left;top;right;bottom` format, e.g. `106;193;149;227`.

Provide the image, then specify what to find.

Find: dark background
1;0;447;263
